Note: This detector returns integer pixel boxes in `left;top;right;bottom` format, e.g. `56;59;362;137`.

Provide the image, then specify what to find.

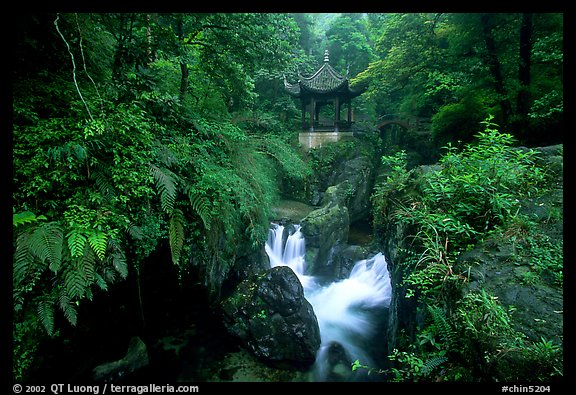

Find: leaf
150;164;178;213
421;355;448;377
87;230;108;260
14;232;34;287
94;273;108;291
58;289;78;327
82;243;97;282
104;238;127;280
38;297;55;336
67;229;87;259
63;259;87;300
29;222;64;273
113;252;128;279
169;208;185;266
187;187;212;230
13;211;46;227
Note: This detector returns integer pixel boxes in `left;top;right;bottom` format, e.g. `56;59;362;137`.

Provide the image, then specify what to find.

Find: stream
265;222;392;381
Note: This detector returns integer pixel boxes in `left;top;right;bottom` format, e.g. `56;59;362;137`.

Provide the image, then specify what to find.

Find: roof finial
324;49;329;63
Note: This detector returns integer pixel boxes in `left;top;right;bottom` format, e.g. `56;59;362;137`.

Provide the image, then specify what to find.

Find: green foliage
503;218;564;287
13;211;47;228
387;347;449;382
456;289;524;355
13;218;128;336
431;93;489;147
523;336;563;380
426;305;457;351
383;117;547;273
370;115;560;381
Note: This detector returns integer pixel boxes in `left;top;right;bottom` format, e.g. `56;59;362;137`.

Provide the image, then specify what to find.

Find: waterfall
265;223;317;292
265;222;392;381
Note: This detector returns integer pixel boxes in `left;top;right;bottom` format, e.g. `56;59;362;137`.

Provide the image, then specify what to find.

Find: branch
54;14;93;121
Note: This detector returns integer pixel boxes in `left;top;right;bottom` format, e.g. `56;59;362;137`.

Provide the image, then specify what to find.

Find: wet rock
92;336;149;382
220;265;321;370
300;202;349;278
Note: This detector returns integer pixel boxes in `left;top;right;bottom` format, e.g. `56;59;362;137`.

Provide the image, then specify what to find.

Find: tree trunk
175;15;189;99
480;14;512;125
516;13;533;135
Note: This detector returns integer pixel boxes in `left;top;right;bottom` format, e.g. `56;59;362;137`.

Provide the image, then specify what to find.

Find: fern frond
71;143;87;161
108;238;128;279
428;305;457;351
94;273;108;291
58;288;78;327
92;166;116;203
187;187;212;230
127;223;143;240
82;242;97;283
29;222;64;273
150;164;178;213
14;231;34;287
13;211;47;228
87;229;107;261
102;266;118;284
38;296;56;336
169;208;185;266
421;354;448;377
67;229;87;259
63;259;87;300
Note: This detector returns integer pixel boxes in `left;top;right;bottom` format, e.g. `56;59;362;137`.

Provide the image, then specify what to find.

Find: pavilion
284;50;365;148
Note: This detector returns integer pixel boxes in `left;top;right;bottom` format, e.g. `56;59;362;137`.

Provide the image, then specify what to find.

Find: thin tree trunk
517;13;533;126
480;14;512;125
176;15;189;99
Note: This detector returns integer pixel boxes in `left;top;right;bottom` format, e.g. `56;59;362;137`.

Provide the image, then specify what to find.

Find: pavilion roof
284;50;364;98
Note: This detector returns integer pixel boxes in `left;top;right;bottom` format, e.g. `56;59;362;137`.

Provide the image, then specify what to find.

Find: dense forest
12;13;563;384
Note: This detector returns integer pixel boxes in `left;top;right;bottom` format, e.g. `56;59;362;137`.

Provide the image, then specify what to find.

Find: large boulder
221;265;321;370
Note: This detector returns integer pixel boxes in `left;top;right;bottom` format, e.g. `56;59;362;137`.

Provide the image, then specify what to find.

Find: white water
265;223;392;381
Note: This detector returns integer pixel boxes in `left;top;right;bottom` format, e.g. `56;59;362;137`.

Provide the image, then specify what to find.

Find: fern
187;187;212;230
37;296;56;336
67;229;87;259
28;222;64;274
91;165;116;203
94;273;108;291
150;164;178;213
169;208;185;265
108;238;128;279
13;211;47;228
87;229;107;260
421;354;448;377
14;231;34;287
58;288;78;327
82;242;97;283
428;305;458;351
63;259;88;300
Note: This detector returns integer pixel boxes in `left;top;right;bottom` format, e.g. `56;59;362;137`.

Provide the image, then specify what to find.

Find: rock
221;266;321;370
92;336;149;382
300;202;349;277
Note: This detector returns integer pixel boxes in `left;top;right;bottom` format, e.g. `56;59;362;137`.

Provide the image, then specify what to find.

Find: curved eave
298;63;348;93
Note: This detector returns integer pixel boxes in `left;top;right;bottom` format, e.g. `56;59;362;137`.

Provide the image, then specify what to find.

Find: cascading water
265;222;392;381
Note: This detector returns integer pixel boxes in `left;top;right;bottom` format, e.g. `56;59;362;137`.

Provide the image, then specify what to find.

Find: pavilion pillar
334;97;340;132
347;98;352;124
309;97;316;131
301;101;306;130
